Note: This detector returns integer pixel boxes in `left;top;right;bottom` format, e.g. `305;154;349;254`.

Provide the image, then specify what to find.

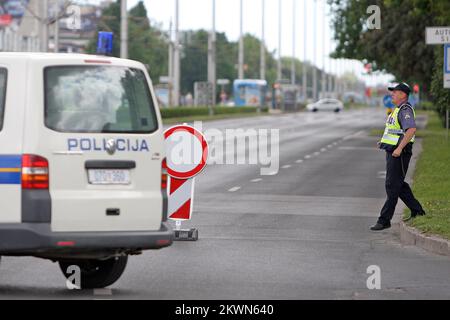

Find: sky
83;0;394;86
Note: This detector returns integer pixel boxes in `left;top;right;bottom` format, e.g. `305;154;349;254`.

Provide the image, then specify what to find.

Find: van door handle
85;161;136;169
106;208;120;216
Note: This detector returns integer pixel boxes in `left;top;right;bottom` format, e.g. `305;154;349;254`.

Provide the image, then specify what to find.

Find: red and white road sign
164;125;208;179
164;125;209;221
167;176;195;221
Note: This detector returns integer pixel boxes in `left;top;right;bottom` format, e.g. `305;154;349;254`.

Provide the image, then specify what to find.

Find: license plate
88;169;131;185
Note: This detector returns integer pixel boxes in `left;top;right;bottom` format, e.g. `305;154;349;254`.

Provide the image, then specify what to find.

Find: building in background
0;0;113;53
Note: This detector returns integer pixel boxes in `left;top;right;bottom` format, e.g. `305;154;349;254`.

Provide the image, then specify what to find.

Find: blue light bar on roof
97;31;113;55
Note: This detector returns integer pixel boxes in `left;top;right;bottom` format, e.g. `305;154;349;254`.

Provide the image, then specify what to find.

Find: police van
0;53;172;289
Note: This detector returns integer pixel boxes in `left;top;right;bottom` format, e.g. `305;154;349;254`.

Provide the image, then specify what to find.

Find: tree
328;0;435;93
87;0;168;82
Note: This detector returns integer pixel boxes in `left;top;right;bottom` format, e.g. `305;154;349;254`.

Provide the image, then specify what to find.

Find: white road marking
377;171;387;179
282;165;292;169
296;159;304;163
321;148;327;152
304;155;312;159
313;152;321;156
327;144;333;148
94;289;113;296
228;186;241;192
338;146;378;151
251;178;263;182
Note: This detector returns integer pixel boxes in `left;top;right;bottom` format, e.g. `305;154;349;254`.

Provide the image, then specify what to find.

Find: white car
306;99;344;113
0;53;172;289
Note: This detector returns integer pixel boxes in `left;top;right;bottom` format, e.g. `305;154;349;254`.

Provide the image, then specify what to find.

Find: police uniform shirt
379;104;416;152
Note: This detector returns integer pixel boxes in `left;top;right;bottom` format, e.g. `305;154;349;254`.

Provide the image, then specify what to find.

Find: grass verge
406;111;450;240
162;110;269;125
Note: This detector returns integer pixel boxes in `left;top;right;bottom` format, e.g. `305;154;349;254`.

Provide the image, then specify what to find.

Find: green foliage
329;0;450;122
160;106;268;119
87;0;168;82
430;47;450;126
408;111;450;239
88;1;315;100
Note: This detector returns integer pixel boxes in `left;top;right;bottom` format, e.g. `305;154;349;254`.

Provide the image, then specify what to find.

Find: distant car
306;99;344;113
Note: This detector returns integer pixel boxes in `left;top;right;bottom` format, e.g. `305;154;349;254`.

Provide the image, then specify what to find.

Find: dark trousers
378;145;425;225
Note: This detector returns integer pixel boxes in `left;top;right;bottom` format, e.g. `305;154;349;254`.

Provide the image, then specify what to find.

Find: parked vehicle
306;99;344;113
0;53;172;289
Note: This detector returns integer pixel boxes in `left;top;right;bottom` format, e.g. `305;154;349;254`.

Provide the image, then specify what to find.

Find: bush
430;47;450;127
160;106;269;119
417;101;434;111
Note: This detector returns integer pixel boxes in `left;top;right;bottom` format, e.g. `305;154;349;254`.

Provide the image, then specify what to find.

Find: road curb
399;222;450;257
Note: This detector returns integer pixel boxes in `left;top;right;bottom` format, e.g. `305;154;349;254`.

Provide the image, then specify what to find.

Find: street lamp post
277;0;282;81
173;0;181;106
260;0;266;80
291;0;296;86
208;0;217;114
238;0;244;79
313;0;317;101
303;0;308;102
120;0;128;59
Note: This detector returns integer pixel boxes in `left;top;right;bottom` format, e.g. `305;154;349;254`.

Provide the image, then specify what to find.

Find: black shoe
370;223;391;231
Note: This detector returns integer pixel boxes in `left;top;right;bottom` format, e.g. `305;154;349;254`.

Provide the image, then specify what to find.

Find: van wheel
334;108;341;113
59;256;128;289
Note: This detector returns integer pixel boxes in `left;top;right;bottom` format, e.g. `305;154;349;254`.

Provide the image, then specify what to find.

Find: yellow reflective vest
380;104;416;146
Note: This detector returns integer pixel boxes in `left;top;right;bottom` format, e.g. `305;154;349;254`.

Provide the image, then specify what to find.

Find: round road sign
164;125;209;179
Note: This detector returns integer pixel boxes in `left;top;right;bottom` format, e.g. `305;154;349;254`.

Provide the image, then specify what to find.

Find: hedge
160;106;269;119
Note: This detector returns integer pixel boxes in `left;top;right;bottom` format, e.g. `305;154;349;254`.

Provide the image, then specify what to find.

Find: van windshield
45;66;158;133
0;68;6;131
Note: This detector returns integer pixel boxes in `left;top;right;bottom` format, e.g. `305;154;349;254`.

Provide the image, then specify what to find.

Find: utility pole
303;0;307;102
312;0;317;101
54;14;59;53
321;0;326;98
168;19;174;106
291;0;296;85
238;0;244;79
208;0;216;114
120;0;128;59
260;0;266;80
173;0;181;106
41;0;49;52
277;0;282;81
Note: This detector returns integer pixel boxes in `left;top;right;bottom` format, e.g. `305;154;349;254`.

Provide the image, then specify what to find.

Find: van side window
44;66;158;133
0;68;6;131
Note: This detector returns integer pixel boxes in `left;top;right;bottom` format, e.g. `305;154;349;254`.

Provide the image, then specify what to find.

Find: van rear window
44;66;158;133
0;68;6;131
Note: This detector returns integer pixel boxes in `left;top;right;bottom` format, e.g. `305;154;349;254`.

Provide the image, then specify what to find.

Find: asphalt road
1;107;449;300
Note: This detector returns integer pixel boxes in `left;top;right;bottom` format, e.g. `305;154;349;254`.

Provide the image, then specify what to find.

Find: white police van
0;53;172;289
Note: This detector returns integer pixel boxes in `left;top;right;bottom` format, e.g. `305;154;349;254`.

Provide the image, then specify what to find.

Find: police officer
370;82;426;231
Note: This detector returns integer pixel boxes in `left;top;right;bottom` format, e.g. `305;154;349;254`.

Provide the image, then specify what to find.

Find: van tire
59;256;128;289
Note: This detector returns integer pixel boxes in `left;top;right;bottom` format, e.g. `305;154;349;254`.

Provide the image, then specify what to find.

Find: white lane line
282;165;292;169
377;171;386;179
295;159;304;163
327;144;333;148
251;178;263;182
338;146;378;151
320;148;327;152
94;289;113;296
304;155;312;159
228;186;241;192
313;152;321;156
